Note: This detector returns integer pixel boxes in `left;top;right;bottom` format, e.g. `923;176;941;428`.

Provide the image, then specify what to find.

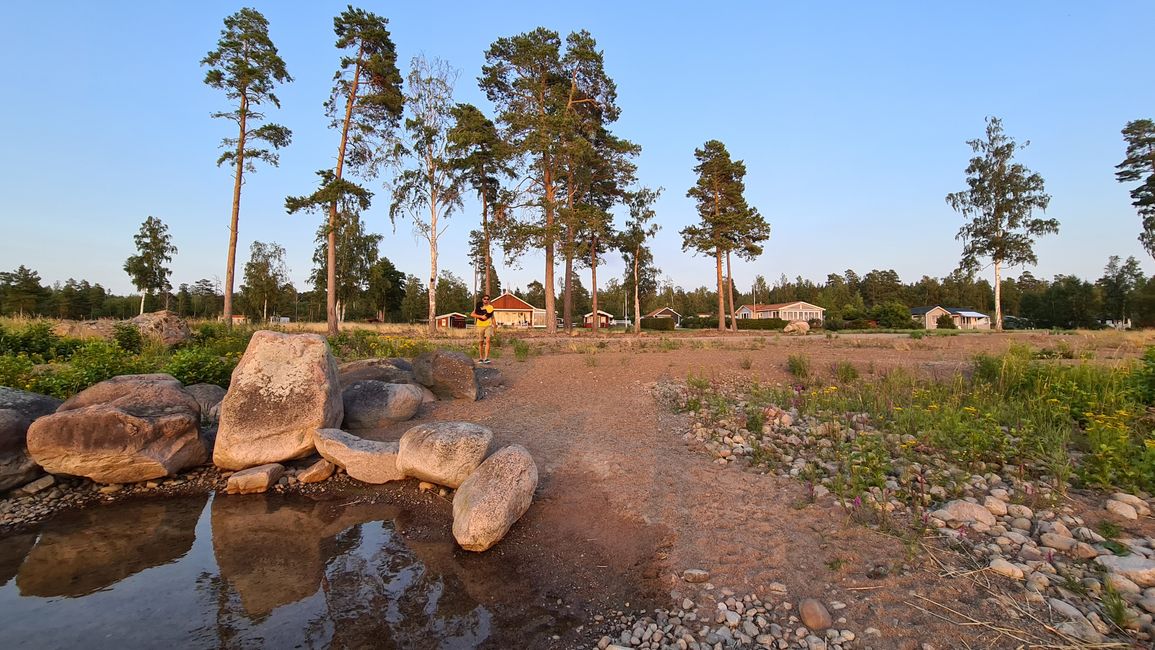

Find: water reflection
0;493;496;649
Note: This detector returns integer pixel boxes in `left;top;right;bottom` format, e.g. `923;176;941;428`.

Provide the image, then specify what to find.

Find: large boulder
0;387;61;492
452;445;538;552
313;428;404;484
342;381;424;429
337;358;417;388
783;320;810;335
130;310;191;346
213;331;343;470
396;422;492;488
412;350;479;401
27;374;206;483
184;383;226;425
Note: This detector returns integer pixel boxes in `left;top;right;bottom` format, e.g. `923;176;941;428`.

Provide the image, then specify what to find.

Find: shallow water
0;493;555;649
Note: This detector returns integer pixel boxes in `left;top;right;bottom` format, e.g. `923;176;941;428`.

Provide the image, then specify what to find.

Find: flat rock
226;463;284;494
939;499;996;527
341;381;423;429
297;458;336;483
19;474;55;495
983;496;1008;517
798;598;832;630
336;358;416;388
397;421;492;488
1040;533;1078;553
214;332;343;470
27;374;206;483
1106;499;1139;520
452;445;538;552
412;350;479;401
1096;555;1155;587
313;429;403;484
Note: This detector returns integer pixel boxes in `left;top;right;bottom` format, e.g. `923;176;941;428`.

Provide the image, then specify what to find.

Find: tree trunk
726;250;737;332
139;292;146;316
223;92;248;330
715;248;725;332
993;260;1002;331
590;236;599;333
633;247;641;335
328;44;364;337
263;297;268;323
427;168;439;336
482;192;491;296
563;250;573;332
543;161;556;334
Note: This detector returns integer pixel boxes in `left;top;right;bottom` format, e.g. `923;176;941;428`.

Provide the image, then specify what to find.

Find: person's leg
482;327;492;361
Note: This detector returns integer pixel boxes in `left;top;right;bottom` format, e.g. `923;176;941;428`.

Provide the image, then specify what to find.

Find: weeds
740;356;752;370
787;354;811;379
512;339;530;362
832;361;859;383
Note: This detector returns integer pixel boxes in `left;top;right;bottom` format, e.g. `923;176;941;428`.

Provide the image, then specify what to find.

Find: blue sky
1;1;1152;298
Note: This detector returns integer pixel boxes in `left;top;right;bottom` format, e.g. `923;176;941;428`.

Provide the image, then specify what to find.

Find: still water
0;493;541;649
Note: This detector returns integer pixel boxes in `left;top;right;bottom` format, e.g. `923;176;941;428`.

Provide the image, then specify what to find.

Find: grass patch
786;354;811;380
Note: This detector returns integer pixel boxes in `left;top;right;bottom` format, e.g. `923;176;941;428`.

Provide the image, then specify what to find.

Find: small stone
683;569;710;583
989;558;1024;579
298;458;336;483
1010;517;1032;531
799;599;832;631
419;481;436;491
682;598;694;611
20;475;55;495
1040;533;1078;553
1006;504;1033;519
1106;499;1139;520
983;496;1007;517
98;484;122;494
225;463;284;495
1112;493;1151;517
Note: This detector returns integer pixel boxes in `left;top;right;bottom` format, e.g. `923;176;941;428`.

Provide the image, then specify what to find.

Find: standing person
472;294;495;363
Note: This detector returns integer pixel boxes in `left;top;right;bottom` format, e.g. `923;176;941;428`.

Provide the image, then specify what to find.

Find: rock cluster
596;586;858;650
662;378;1155;645
130;310;191;346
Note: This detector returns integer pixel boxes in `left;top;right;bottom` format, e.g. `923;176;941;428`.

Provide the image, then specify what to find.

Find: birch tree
946;117;1057;331
389;56;463;334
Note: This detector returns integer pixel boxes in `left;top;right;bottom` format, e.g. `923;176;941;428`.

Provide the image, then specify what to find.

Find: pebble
989;558;1024;579
683;569;710;583
798;598;832;631
1106;499;1139;520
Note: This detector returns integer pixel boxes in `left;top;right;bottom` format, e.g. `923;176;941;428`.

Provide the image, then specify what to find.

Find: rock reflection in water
17;495;205;597
0;493;496;648
210;496;491;648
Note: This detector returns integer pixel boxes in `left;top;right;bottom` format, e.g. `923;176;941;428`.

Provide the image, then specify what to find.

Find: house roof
435;312;468;319
583;310;614;317
491;293;537;310
644;306;681;318
738;301;826;313
911;305;989;318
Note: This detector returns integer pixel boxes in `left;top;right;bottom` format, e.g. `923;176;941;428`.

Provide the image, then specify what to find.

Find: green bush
28;340;143;398
640;317;675;331
787;354;811;379
512;339;530;362
0;321;81;362
112;322;144;354
736;318;788;330
192;323;257;356
165;347;234;388
871;301;916;329
0;354;34;389
935;313;957;329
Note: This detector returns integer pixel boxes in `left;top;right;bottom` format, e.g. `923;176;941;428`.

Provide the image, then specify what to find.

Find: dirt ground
355;330;1155;649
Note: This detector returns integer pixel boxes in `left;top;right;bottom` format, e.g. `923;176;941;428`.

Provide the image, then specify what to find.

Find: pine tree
124;216;178;315
286;7;402;335
1116;119;1155;259
619;187;661;334
202;8;292;328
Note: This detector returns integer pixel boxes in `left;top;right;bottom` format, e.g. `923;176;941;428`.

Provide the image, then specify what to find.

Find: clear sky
1;1;1152;299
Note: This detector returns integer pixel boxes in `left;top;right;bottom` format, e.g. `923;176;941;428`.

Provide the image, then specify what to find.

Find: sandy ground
352;331;1155;649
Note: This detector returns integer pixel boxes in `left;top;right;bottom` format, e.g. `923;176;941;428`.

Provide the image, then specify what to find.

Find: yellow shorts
477;323;493;340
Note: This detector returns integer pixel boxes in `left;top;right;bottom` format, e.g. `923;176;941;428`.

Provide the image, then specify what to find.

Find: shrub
787;354;811;379
833;361;859;383
0;321;81;361
165;347;235;388
935;313;957;329
30;340;142;398
0;355;34;389
871;301;915;329
736;318;788;331
112;322;144;354
512;339;530;362
640;317;675;331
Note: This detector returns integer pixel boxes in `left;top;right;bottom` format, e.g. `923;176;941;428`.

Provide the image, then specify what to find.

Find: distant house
643;306;682;327
735;301;825;324
434;312;469;329
910;306;991;330
490;292;548;328
582;310;614;328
